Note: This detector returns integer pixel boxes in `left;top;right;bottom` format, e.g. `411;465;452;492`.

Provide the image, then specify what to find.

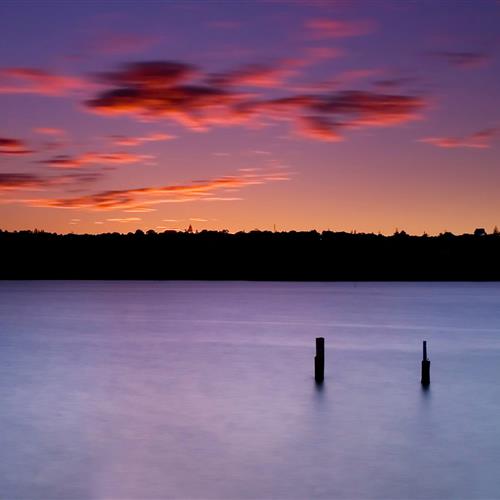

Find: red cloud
297;116;343;142
87;85;244;129
238;91;423;140
85;60;425;141
87;61;260;129
0;172;100;193
110;132;175;146
28;169;291;210
312;90;424;127
96;61;196;88
0;137;33;155
209;60;301;88
420;128;497;149
34;127;66;136
210;53;343;91
41;152;153;168
0;68;87;95
306;18;376;38
0;173;44;190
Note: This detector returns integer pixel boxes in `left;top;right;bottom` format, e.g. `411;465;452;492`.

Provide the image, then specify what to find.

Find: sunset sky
1;0;499;234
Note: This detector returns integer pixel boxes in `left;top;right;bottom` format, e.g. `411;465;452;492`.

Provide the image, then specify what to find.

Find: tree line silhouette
1;228;499;280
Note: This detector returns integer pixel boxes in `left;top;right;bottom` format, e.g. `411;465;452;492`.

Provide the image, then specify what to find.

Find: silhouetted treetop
1;228;499;280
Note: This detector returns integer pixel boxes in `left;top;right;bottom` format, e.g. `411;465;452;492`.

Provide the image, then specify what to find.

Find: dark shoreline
3;229;500;280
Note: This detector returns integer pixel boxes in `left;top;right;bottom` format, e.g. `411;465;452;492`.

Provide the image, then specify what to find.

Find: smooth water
1;282;500;499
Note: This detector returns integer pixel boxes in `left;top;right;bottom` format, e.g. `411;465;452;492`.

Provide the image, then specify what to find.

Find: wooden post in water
315;337;325;383
421;340;430;386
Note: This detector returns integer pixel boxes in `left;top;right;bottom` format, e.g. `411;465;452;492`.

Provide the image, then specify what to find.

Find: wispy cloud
209;60;302;88
0;68;88;95
374;76;417;90
51;172;103;186
27;168;292;210
251;150;272;155
432;51;490;69
41;151;153;168
0;171;100;192
34;127;66;137
290;68;382;93
306;18;376;39
0;137;33;155
106;217;142;222
110;132;174;146
88;33;159;55
0;173;44;191
123;207;157;213
304;47;345;62
420;128;497;149
201;196;243;202
296;116;343;142
311;90;423;127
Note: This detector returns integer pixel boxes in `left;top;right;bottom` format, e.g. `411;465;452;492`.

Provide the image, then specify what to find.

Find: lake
1;281;500;499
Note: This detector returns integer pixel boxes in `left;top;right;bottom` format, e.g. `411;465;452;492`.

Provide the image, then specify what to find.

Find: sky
1;0;499;235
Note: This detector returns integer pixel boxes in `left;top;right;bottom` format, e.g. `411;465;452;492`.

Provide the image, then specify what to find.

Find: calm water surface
1;282;500;499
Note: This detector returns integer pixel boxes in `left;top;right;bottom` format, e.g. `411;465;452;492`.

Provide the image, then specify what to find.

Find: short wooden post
421;340;430;386
315;337;325;383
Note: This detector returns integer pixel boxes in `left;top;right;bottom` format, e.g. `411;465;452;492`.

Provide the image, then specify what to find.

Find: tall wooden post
315;337;325;383
421;340;430;386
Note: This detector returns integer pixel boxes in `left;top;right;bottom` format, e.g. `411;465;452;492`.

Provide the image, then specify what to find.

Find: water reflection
1;281;500;499
314;379;325;392
421;384;431;396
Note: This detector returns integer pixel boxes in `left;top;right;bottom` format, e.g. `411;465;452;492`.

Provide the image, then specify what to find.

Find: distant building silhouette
474;227;487;236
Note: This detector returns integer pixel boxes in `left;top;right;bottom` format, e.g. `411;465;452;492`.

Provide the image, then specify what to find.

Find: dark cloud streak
420;128;497;149
0;171;101;192
85;60;425;141
0;137;33;155
432;51;490;69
